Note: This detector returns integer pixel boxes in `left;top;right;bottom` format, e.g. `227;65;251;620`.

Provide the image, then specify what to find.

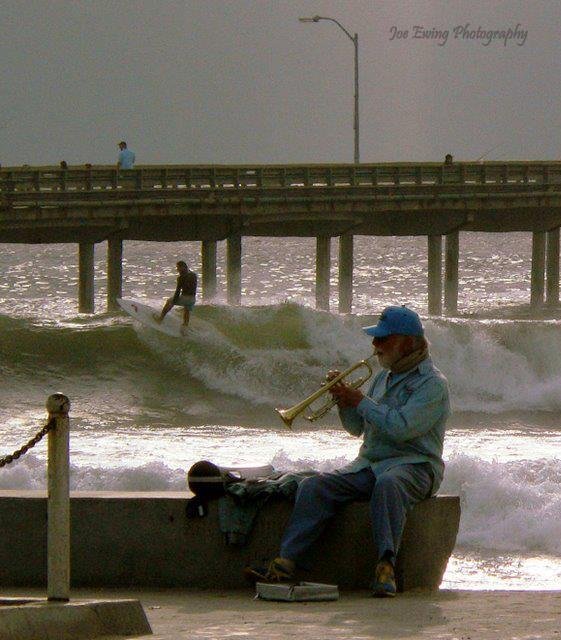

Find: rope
0;417;57;468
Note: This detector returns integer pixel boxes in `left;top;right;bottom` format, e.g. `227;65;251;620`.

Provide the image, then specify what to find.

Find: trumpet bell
274;358;373;428
274;407;296;429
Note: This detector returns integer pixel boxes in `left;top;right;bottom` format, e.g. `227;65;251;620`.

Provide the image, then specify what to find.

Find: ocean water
1;232;560;590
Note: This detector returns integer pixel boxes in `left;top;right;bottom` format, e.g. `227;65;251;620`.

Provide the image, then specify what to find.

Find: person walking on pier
247;306;450;597
117;141;135;170
156;261;197;334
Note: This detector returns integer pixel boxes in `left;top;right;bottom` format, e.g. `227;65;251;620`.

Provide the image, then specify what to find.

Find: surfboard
117;298;186;338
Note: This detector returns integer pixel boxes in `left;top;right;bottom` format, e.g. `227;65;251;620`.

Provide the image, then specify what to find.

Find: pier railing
2;161;561;193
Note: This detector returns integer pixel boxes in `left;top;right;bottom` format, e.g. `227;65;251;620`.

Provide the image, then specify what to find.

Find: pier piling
316;236;331;311
78;243;95;314
530;231;546;307
546;227;560;306
227;233;242;305
427;235;443;315
338;233;354;314
444;230;459;315
107;237;123;311
202;240;217;301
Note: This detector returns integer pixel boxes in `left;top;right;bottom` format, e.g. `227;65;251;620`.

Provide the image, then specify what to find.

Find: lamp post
299;15;359;164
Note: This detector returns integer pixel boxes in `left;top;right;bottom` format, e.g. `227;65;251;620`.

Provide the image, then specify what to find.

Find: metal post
353;33;359;164
299;16;359;164
46;393;71;601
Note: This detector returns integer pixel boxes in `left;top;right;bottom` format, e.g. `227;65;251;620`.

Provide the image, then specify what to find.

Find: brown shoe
372;559;396;597
266;557;295;581
244;557;295;584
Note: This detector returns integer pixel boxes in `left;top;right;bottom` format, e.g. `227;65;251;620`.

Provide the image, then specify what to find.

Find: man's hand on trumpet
326;370;364;408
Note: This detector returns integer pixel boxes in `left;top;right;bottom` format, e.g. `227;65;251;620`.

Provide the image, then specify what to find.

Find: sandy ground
28;587;560;640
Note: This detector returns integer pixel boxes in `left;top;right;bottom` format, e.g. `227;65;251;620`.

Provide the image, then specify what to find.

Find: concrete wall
0;492;460;591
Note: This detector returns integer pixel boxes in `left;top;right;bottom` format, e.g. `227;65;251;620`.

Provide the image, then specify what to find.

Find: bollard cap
46;393;70;415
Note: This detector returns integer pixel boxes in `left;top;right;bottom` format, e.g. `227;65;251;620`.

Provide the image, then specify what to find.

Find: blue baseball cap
363;306;424;338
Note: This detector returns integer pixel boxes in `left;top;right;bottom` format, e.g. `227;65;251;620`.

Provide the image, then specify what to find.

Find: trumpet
275;358;374;428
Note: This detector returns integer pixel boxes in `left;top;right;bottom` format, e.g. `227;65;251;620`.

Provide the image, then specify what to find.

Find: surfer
156;261;197;334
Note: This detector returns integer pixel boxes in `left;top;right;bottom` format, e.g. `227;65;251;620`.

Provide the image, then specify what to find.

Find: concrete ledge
0;599;151;640
0;491;460;591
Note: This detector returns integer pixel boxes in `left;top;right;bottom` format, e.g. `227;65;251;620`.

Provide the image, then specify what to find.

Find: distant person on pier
156;261;197;334
117;141;135;170
246;306;450;597
444;153;454;165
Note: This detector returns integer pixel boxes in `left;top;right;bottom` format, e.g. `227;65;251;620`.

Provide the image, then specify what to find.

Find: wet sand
16;587;559;640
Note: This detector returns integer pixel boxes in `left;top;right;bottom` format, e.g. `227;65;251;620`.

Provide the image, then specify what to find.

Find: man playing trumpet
251;305;450;597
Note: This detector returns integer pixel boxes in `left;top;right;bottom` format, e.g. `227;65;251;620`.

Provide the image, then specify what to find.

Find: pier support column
427;235;443;316
546;227;560;307
107;237;123;312
444;230;459;316
202;240;217;302
316;236;331;311
78;242;95;313
227;233;242;305
338;233;354;314
530;231;546;308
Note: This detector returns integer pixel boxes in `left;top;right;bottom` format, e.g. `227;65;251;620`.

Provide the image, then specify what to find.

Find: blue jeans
279;464;433;569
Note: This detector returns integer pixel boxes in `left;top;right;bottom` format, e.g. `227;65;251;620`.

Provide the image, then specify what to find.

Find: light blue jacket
337;357;450;494
118;148;135;169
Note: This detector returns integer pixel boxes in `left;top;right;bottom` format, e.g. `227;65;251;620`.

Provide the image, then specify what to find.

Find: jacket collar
383;356;432;389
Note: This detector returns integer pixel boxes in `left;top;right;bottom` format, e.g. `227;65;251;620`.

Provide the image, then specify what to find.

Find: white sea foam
428;320;561;412
441;454;561;555
0;453;187;492
133;304;561;414
2;444;560;558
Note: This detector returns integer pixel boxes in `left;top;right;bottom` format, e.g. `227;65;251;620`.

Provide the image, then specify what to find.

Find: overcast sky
1;0;559;166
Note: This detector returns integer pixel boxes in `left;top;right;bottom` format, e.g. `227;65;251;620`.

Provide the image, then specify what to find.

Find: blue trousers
279;464;433;569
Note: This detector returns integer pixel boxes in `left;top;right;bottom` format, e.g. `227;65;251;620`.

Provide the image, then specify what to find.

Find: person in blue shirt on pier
249;305;450;597
117;141;135;170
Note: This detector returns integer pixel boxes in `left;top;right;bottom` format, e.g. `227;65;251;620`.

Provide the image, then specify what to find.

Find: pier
1;161;561;314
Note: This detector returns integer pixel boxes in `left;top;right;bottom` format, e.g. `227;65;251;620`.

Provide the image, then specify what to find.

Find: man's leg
182;308;190;327
280;469;375;570
157;298;174;322
371;463;432;563
370;463;432;597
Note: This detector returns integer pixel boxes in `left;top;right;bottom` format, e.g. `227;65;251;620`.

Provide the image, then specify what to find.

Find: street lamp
299;15;360;164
